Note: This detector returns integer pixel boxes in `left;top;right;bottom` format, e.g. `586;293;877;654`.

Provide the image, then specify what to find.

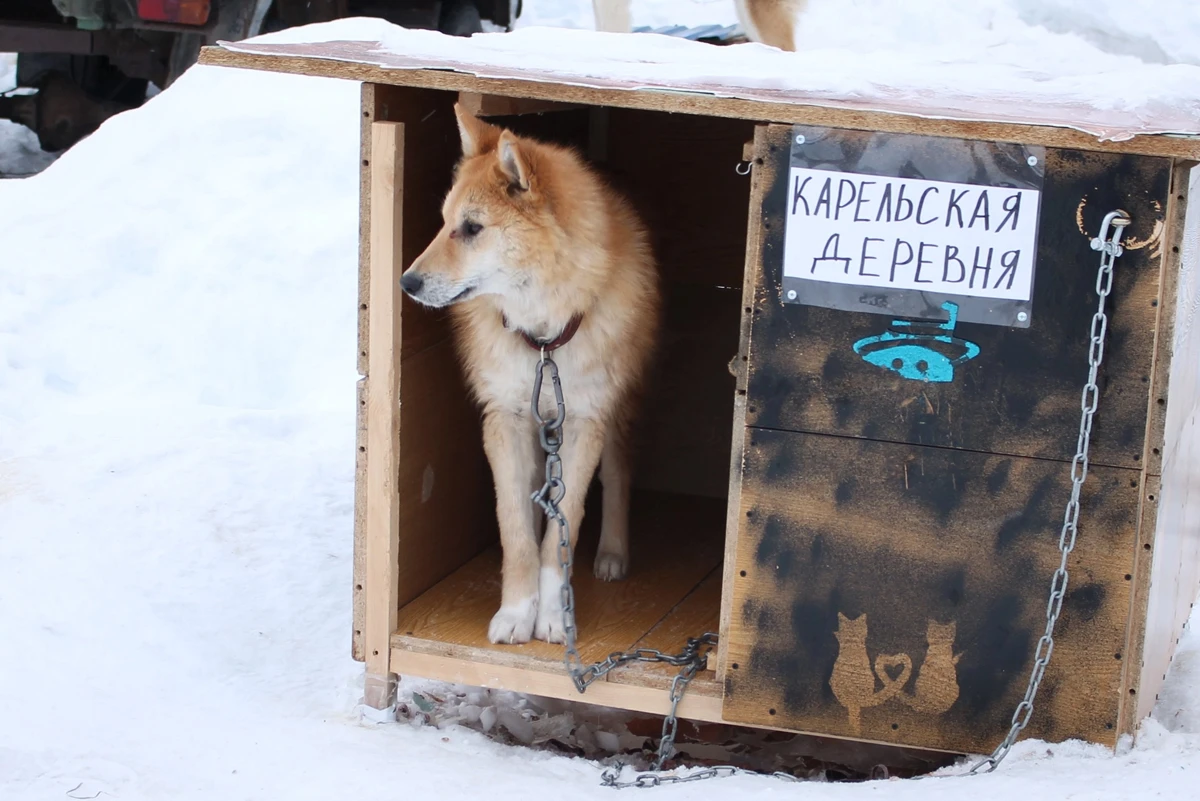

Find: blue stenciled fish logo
852;301;979;383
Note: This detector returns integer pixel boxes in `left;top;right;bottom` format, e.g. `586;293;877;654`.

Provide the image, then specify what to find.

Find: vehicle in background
0;0;520;152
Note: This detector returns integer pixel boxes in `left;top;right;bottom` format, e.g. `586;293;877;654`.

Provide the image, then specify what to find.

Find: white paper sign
783;167;1041;302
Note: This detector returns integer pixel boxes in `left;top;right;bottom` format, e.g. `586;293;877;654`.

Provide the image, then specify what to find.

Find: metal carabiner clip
1090;209;1132;257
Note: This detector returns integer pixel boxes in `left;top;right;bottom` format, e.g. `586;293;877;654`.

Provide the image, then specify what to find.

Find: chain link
964;209;1131;775
530;347;723;784
529;209;1130;786
601;763;806;789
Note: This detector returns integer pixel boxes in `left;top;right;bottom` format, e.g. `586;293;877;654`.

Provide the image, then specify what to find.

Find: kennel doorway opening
368;94;756;722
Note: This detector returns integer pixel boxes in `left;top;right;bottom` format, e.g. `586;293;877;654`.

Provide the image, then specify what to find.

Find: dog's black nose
400;272;424;297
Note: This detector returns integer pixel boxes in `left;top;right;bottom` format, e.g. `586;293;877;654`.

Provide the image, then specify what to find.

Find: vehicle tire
165;32;204;88
438;0;484;36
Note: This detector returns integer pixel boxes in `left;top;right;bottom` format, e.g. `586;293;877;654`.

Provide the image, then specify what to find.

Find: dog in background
400;104;661;644
593;0;808;52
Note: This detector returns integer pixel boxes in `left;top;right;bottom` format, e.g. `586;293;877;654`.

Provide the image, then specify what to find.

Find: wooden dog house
201;33;1200;758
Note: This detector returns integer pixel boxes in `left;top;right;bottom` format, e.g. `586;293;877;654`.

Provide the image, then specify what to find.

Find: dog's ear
453;103;500;158
497;131;531;191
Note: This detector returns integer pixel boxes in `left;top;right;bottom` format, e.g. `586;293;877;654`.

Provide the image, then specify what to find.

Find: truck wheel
439;0;483;36
165;33;204;88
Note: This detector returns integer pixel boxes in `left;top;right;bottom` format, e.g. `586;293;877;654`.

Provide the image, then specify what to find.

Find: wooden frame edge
1119;159;1195;739
715;124;774;681
393;648;727;723
352;83;377;664
363;120;405;708
196;47;1200;161
391;648;960;754
1140;159;1195;478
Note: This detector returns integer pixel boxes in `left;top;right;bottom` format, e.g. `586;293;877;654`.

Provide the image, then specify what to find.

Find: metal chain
528;209;1131;786
964;208;1132;775
601;764;805;789
529;347;725;785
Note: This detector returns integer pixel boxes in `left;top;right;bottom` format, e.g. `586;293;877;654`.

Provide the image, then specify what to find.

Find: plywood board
363;120;404;706
396;339;493;610
391;649;727;722
1116;160;1193;735
633;285;742;499
744;125;1171;471
604;109;754;288
458;92;584;118
607;570;723;695
1138;161;1195;479
198;44;1200;160
352;376;367;662
393;492;725;672
716;123;773;680
1136;162;1200;724
722;429;1140;754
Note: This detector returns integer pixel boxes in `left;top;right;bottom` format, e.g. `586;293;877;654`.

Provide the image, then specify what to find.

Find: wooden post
715;126;770;680
1127;159;1200;732
363;120;405;709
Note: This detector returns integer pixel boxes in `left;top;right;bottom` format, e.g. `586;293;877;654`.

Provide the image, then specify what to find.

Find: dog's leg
593;0;632;33
484;411;542;644
736;0;804;51
594;425;630;581
534;416;606;643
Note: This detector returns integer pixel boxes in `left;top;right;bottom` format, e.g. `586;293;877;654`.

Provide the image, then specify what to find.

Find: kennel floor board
391;492;726;715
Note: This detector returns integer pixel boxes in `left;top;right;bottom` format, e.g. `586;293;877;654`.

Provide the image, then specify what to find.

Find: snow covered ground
2;2;1199;799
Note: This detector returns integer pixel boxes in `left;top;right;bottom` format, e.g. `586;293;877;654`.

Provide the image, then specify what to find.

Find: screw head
786;289;798;300
795;135;806;145
1027;155;1038;167
1017;311;1029;322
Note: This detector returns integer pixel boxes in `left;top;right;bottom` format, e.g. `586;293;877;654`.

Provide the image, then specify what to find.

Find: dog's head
400;104;563;309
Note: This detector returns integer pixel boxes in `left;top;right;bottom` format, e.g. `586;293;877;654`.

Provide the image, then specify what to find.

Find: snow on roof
215;18;1200;143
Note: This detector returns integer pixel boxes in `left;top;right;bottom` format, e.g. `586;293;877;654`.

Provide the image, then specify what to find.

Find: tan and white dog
400;105;661;644
593;0;808;52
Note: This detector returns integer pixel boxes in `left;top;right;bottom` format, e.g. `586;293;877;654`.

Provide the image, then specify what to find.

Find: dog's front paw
593;550;628;581
534;567;567;643
487;597;537;644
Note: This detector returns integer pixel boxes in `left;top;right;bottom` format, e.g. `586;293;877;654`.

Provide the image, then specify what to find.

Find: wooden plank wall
725;429;1140;753
722;124;1173;753
742;139;1170;469
1115;159;1192;733
716;124;772;679
602;110;753;499
1134;162;1200;725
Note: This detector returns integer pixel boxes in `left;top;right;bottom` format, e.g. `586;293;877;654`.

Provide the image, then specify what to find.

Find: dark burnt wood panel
744;125;1170;469
721;428;1139;753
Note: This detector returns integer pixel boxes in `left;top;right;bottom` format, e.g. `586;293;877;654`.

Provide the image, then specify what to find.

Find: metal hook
1090;209;1132;257
735;161;752;176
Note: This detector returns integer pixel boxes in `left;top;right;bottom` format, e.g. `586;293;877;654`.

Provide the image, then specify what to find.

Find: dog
593;0;808;52
400;104;661;645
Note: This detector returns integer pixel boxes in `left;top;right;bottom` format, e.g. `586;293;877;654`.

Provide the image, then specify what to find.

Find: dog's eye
461;220;483;238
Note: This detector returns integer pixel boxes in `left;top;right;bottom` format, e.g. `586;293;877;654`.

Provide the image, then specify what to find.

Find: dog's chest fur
454;312;619;423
